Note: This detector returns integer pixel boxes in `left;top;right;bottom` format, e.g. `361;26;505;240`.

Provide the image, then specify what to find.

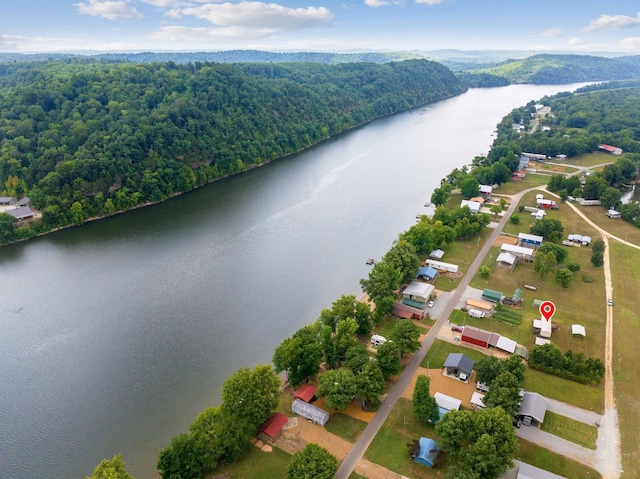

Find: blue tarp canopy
413;437;439;468
416;266;437;280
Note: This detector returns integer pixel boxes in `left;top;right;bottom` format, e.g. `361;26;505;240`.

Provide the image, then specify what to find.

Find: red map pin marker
539;301;556;323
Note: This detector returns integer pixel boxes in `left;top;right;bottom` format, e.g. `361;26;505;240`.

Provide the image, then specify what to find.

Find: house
531;210;546;220
471;392;486;410
402;282;435;309
392;301;427;320
293;384;317;403
479;184;493;197
428;249;445;260
460;200;482;214
533;319;552;338
258;412;288;442
482;288;503;303
425;260;459;273
607;210;622;219
555;154;567;160
512;123;525;132
291;398;329;426
511;170;526;181
496;252;517;268
518;156;530;170
501;244;535;261
17;197;30;207
6;206;35;221
578;198;601;206
466;298;493;312
521;152;548;161
434;392;462;418
518;232;543;249
536;198;558;210
461;325;492;348
412;437;440;468
0;196;16;206
598;144;623;155
443;353;475;381
517;392;548;427
416;266;437;281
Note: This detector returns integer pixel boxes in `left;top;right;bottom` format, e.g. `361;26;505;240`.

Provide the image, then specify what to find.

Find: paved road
546;397;600;426
334;189;532;479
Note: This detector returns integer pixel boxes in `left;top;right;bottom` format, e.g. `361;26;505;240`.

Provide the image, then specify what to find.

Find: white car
427;299;435;308
607;298;613;306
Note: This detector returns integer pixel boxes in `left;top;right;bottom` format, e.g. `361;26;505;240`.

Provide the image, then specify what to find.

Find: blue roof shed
413;437;440;468
416;266;437;281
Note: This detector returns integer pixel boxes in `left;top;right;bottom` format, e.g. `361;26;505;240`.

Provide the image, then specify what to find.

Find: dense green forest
476;54;640;84
0;59;465;243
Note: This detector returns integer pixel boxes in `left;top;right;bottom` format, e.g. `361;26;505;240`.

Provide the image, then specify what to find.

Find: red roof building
461;326;491;348
258;412;288;442
293;384;317;403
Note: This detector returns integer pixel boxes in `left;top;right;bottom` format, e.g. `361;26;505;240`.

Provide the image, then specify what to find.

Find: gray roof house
517;392;548;427
443;353;475;378
0;196;16;205
6;206;35;221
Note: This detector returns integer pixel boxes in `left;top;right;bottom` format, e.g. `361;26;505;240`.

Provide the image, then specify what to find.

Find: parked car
607;298;613;306
427;299;435;308
451;324;463;333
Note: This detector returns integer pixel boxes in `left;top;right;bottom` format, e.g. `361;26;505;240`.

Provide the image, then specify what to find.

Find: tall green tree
157;433;202;479
273;330;323;388
360;261;402;318
482;372;522;418
389;319;422;357
319;294;372;335
412;375;440;424
382;239;421;283
287;444;338;479
534;251;557;280
317;368;357;410
355;360;386;409
87;454;134;479
460;175;480;199
375;340;401;379
555;267;573;288
530;218;564;243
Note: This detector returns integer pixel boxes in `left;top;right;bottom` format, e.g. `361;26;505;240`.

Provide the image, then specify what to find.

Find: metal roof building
518;392;548;427
518;232;543;248
291;398;329;426
416;266;437;281
443;353;475;377
501;243;535;260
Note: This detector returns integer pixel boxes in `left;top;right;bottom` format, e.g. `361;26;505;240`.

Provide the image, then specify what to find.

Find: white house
460;200;481;214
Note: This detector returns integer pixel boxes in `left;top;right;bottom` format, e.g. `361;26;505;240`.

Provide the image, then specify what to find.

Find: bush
529;344;604;385
582;275;594;283
510;214;521;225
565;261;581;272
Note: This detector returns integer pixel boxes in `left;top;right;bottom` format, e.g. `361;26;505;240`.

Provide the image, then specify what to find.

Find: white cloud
364;0;390;7
539;28;563;38
76;0;143;20
415;0;444;5
568;37;587;46
172;2;333;32
0;33;142;52
583;12;640;32
139;0;182;7
619;37;640;52
148;24;267;42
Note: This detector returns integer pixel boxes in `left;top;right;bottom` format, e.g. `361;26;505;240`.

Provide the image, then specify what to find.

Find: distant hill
474;54;640;84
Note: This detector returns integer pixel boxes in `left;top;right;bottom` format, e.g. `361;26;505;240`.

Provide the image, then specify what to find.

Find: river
0;83;587;479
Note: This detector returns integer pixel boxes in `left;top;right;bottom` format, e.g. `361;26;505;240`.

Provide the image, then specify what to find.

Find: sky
2;0;640;54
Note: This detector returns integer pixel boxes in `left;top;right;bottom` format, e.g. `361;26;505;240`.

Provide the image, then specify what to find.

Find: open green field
575;204;640;246
517;439;601;479
609;242;640;478
540;411;597;449
324;413;368;443
420;339;489;369
365;398;446;478
493;173;550;195
531;162;578;174
205;445;291;479
558;151;615;168
523;369;602;412
469;189;606;360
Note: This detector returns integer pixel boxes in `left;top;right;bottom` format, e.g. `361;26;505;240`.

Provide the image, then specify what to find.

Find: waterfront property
258;413;288;442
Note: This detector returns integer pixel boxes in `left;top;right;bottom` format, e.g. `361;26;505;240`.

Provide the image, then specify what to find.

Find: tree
355;360;385;409
0;213;17;243
483;372;522;418
599;187;621;209
335;317;359;360
509;214;520;225
70;201;87;226
602;163;622;186
591;238;606;254
474;356;504;386
555;267;573;288
345;344;371;375
317;368;357;410
390;319;422;356
533;251;557;280
582;174;607;200
537;242;568;263
87;454;134;479
616;157;637;180
479;265;491;279
360;261;402;318
383;239;421;283
591;250;604;268
287;444;338;479
489;204;502;219
530;218;564;243
460;175;480;199
412;375;440;424
431;184;451;206
502;354;525;385
319;295;372;336
558;189;568;202
157;433;202;479
490;162;511;185
376;340;401;378
221;365;280;430
273;331;323;388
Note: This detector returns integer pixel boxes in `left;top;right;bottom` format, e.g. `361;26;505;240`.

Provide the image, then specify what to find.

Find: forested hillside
0;59;465;243
475;54;640;84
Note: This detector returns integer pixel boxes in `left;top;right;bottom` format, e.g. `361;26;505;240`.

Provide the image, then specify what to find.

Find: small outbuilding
466;298;493;312
518;392;548;427
434;392;462;418
607;210;621;219
258;412;288;442
571;325;586;337
501;244;535;261
392;301;426;320
535;337;551;346
496;252;517;268
293;384;317;403
443;353;475;381
402;281;435;309
416;266;437;281
482;288;503;303
412;437;440;468
470;392;486;410
291;398;329;426
460;200;482;214
479;184;493;197
428;249;445;260
0;196;16;206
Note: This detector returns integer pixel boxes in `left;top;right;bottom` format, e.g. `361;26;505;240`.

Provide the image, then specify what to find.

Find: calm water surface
0;84;587;479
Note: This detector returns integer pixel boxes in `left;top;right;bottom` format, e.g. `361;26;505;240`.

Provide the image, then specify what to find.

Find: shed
515;346;529;360
291;398;329;426
392;301;426;320
16;197;30;207
6;206;35;221
466;298;493;312
495;335;517;354
294;384;317;403
518;232;543;248
428;249;445;260
482;288;503;303
496;252;517;267
501;244;535;261
460;200;482;214
581;236;591;246
470;392;486;410
518;392;548;427
479;184;493;196
443;353;475;378
599;144;622;155
571;325;586;337
426;260;459;273
416;266;438;281
567;233;583;243
535;337;551;346
258;412;288;442
607;210;621;219
434;392;462;417
462;326;491;348
413;437;440;468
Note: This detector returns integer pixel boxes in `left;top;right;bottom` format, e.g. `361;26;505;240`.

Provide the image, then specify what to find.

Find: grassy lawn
523;369;603;412
609;242;640;478
324;413;368;443
517;439;601;479
205;445;291;479
576;205;640;247
365;398;446;477
540;411;597;449
372;317;427;340
420;339;489;369
562;151;615;168
493;173;550;195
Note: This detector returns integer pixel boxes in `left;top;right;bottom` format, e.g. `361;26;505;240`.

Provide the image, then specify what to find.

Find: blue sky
1;0;640;54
